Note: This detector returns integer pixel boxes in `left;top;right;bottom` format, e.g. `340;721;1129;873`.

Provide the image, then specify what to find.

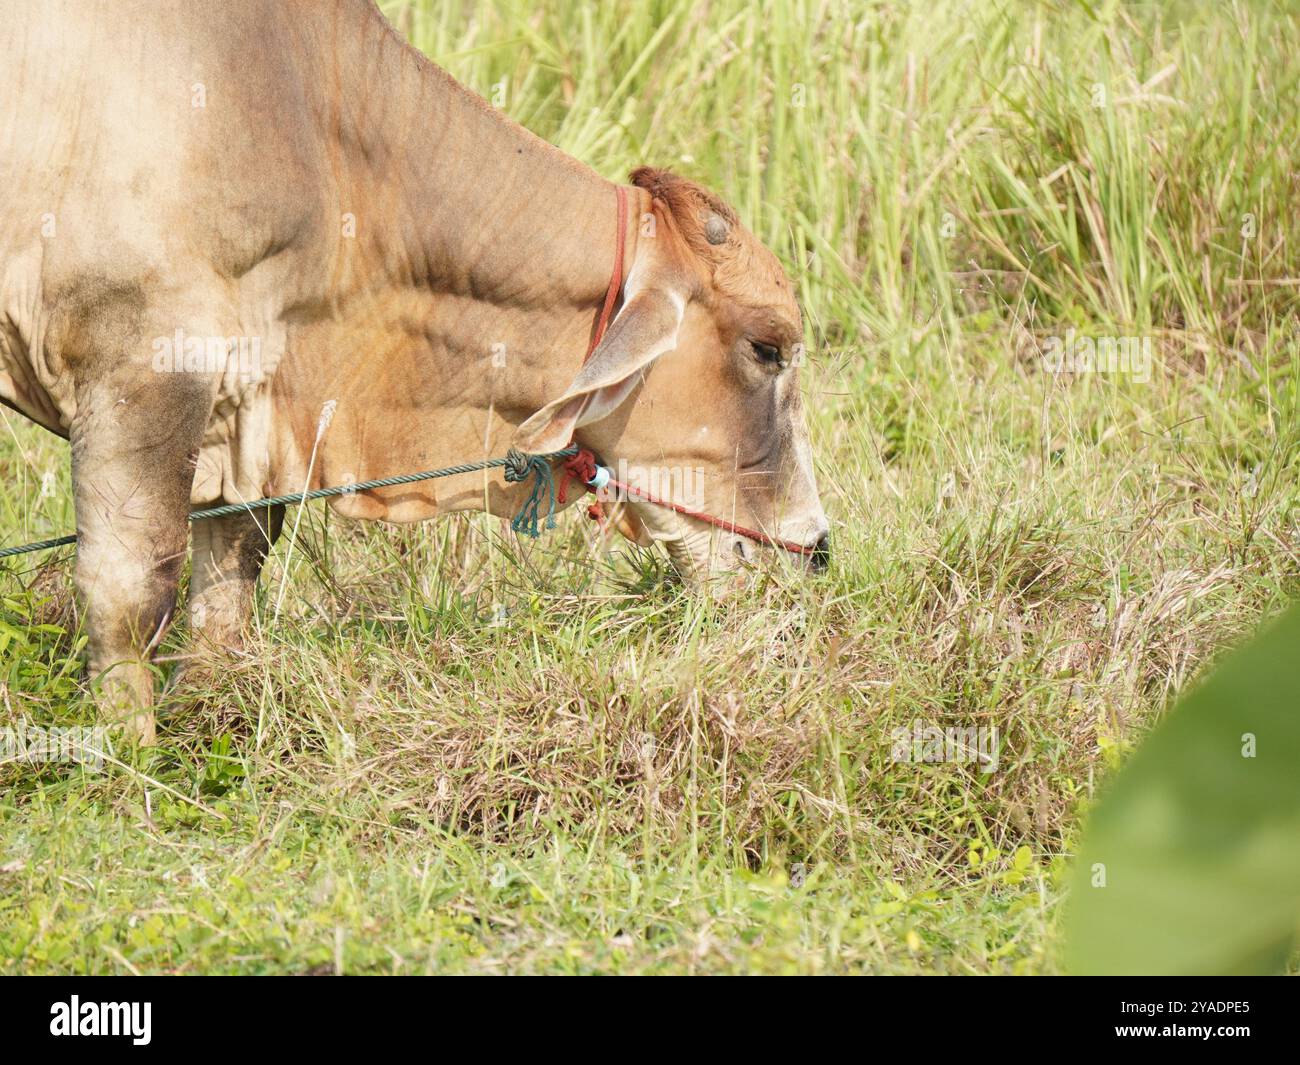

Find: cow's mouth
580;450;825;576
628;501;711;577
661;524;712;577
640;505;823;579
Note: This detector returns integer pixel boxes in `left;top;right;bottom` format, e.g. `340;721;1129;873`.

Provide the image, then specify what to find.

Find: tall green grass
0;0;1296;973
390;0;1300;348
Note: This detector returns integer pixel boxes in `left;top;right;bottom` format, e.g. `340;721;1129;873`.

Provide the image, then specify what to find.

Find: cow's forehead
629;167;802;331
706;218;802;330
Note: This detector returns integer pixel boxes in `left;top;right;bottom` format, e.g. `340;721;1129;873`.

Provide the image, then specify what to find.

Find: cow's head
516;167;828;576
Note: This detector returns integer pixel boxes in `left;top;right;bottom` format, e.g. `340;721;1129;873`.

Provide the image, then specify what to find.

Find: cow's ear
514;285;685;454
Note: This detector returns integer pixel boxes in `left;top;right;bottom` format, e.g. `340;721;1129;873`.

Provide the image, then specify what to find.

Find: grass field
2;0;1298;974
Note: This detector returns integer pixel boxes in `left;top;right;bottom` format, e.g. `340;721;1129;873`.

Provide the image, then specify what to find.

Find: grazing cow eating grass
0;0;827;743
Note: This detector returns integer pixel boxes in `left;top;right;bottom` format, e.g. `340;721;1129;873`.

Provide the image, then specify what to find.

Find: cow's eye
750;340;783;366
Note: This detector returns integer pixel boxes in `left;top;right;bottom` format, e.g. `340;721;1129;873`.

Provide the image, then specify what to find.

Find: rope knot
506;448;559;538
562;448;599;487
502;447;533;483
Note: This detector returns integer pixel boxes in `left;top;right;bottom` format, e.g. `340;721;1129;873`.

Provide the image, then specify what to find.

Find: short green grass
2;0;1298;974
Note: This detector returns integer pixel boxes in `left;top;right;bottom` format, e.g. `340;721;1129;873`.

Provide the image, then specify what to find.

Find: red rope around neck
561;185;628;530
587;186;629;362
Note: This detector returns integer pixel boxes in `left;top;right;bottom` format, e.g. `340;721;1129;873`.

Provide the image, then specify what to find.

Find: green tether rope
0;445;578;561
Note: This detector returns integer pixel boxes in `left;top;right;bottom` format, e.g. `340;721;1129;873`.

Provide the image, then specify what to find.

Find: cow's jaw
619;497;711;577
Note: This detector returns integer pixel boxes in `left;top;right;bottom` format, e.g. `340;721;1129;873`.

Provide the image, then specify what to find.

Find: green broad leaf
1067;602;1300;975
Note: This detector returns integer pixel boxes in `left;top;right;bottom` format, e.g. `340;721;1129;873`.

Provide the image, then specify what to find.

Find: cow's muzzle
809;531;830;572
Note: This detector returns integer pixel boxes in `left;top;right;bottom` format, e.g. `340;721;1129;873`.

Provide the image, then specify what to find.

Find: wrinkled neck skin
265;4;641;524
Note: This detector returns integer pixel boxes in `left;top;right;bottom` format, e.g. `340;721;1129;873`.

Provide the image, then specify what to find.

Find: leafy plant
1067;603;1300;974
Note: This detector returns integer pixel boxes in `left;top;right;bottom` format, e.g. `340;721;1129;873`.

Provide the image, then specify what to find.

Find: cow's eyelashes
750;340;783;366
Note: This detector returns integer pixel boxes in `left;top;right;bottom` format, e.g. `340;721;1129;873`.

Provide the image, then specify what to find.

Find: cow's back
0;1;335;430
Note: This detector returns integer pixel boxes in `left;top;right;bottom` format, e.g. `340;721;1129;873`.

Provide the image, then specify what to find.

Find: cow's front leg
189;505;283;653
71;375;209;746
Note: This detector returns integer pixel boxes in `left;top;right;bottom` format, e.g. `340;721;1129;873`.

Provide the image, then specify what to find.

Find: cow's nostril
810;532;830;572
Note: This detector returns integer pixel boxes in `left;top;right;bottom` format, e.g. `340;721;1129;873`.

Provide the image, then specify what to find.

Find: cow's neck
371;49;629;317
275;7;639;518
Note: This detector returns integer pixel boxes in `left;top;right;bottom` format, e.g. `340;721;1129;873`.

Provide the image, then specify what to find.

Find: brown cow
0;0;828;743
